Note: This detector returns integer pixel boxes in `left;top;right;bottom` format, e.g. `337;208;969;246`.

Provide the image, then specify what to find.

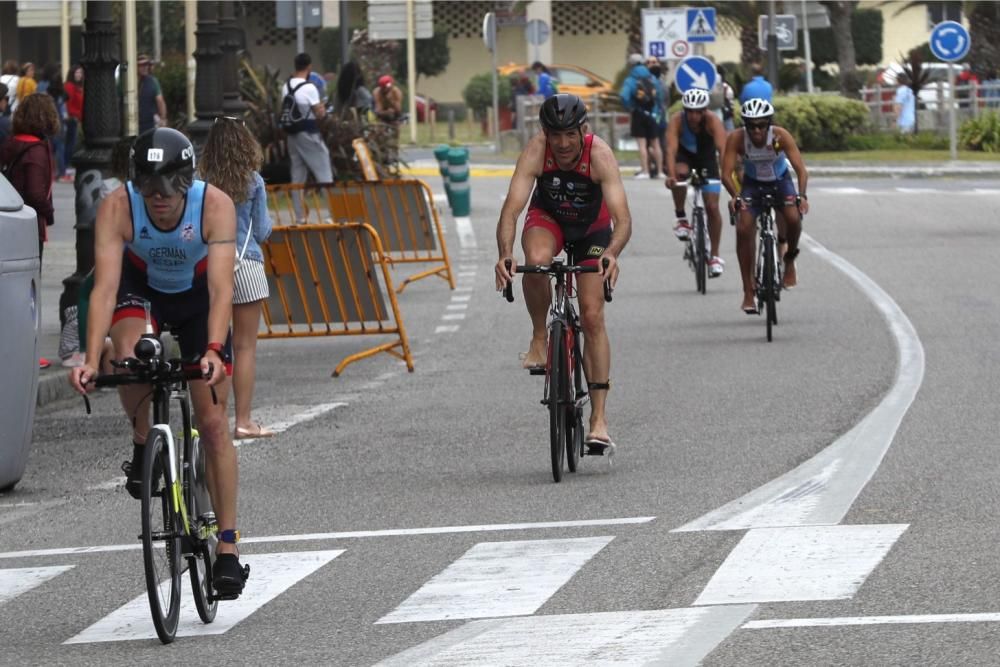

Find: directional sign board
686;7;716;43
525;19;550;46
930;20;970;62
643;8;688;60
368;0;432;40
758;14;798;51
674;55;717;94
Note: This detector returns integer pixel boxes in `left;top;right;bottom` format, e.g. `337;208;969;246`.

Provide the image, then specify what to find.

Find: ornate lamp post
219;0;246;116
188;1;224;151
60;0;121;323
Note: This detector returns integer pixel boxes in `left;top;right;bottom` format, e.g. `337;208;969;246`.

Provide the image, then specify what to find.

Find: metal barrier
352;138;380;181
267;180;455;293
259;222;414;376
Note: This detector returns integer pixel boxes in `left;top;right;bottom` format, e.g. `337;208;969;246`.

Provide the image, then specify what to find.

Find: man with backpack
280;52;333;224
620;53;663;179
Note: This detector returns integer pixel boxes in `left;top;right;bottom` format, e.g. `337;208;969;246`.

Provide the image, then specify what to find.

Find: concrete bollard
433;144;453;208
446;147;470;216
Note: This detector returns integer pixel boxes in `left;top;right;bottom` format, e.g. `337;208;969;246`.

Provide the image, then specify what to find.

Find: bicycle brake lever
82;394;91;415
503;259;514;303
205;363;219;405
602;258;613;303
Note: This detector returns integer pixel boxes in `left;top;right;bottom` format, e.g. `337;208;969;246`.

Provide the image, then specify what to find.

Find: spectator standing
739;62;773;104
0;60;19;111
15;62;37;106
0;83;11;144
373;74;404;123
717;65;736;131
620;53;664;179
44;70;69;181
283;52;332;223
199;117;274;439
646;56;667;177
64;64;83;178
510;73;535;127
532;61;557;99
894;81;915;134
136;54;167;133
335;61;372;120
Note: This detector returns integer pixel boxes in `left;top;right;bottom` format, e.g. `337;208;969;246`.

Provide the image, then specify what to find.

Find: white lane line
458;264;478;270
441;313;465;321
675;233;924;531
0;566;74;604
895;187;940;194
376;606;758;667
815;187;866;194
456;271;477;278
450;295;471;302
376;536;613;624
0;517;655;560
745;612;1000;629
435;325;460;333
455;216;476;249
433;193;447;205
234;402;347;448
694;524;908;606
65;550;343;644
455;286;474;292
446;304;468;311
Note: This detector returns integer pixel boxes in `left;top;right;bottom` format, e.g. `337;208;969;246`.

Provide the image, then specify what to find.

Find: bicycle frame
679;169;712;294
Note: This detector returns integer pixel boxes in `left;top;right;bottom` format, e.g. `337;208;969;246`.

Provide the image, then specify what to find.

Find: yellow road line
402;167;515;178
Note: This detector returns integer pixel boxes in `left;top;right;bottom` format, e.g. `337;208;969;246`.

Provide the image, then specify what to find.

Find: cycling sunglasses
745;120;770;131
133;171;192;198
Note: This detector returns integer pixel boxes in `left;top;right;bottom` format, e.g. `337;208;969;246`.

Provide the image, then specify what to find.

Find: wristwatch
205;342;225;356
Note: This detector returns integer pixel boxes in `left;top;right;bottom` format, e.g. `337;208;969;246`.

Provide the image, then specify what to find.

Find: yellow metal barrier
352;138;380;181
259;222;414;377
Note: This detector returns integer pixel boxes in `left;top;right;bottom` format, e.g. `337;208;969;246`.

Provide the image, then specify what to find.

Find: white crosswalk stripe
0;565;73;604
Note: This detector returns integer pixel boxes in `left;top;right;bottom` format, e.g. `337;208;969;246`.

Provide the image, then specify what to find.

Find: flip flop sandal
234;423;275;440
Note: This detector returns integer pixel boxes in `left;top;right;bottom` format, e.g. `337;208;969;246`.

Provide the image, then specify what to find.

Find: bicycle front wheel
141;430;182;644
694;209;707;294
547;321;567;483
763;237;777;341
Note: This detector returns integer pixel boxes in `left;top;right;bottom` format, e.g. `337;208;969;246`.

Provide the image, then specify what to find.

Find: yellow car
498;63;618;103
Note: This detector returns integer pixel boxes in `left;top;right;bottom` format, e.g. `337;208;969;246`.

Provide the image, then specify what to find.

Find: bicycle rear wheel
694;209;707;294
565;334;582;473
185;431;218;623
763;237;777;342
547;321;566;483
141;429;182;644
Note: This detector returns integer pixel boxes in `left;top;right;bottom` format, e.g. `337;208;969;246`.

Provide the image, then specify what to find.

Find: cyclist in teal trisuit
69;128;248;598
495;94;633;452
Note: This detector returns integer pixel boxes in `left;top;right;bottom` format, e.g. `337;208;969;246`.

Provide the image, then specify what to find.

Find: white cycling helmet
741;97;775;119
681;87;710;110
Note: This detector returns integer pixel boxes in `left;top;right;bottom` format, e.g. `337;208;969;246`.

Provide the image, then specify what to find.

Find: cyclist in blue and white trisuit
664;87;729;277
69;128;249;599
721;98;809;314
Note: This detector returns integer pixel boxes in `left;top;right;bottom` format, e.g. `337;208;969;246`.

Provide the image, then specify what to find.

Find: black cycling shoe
121;443;161;499
213;553;250;599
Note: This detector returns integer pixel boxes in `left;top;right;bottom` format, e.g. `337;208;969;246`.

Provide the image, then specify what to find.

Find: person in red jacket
0;92;60;367
63;64;83;182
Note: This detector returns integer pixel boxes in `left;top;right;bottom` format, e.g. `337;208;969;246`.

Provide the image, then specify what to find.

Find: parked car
497;63;619;103
876;62;970;109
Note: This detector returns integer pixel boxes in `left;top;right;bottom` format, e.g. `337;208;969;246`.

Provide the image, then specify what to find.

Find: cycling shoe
213;554;250;599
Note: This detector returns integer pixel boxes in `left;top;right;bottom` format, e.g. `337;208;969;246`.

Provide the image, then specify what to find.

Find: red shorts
524;205;612;266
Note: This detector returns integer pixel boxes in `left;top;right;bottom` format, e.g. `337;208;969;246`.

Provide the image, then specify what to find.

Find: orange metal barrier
259;222;414;376
266;180;454;293
352;138;380;181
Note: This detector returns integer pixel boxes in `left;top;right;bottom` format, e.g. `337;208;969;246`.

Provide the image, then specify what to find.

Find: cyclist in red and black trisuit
495;94;632;452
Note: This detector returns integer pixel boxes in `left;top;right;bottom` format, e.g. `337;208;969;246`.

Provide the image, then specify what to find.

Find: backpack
634;76;657;112
278;78;311;134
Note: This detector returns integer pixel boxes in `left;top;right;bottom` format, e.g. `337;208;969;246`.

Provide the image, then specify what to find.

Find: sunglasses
214;115;246;126
133;171;192;198
746;120;770;131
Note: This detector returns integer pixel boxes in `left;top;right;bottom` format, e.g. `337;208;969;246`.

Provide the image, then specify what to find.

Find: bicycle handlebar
504;258;612;303
82;359;216;415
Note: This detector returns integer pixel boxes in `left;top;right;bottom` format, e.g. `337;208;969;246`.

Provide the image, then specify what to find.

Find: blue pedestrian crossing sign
687;8;716;43
674;55;717;93
929;21;970;63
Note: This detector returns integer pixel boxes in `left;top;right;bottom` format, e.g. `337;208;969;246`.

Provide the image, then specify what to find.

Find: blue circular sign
673;55;717;94
929;20;970;63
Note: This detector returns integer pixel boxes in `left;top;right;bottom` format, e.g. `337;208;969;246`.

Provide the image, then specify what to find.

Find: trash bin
0;174;41;491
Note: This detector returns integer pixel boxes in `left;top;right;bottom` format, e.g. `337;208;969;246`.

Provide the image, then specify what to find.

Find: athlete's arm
775;127;809;214
495;133;544;289
664;113;680;187
590;136;631;286
721;130;743;200
70;188;129;392
708;113;728;161
201;185;237;386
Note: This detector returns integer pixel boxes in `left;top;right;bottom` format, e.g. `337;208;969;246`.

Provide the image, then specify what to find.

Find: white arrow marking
680;62;709;89
0;566;73;604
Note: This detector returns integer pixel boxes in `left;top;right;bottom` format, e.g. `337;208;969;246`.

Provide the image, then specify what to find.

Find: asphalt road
5;174;1000;665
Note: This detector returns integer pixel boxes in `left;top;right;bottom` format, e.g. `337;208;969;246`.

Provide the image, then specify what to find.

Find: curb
37;369;78;409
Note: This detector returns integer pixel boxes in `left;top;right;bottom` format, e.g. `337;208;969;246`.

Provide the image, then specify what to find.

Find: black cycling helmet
130;127;196;197
539;93;588;132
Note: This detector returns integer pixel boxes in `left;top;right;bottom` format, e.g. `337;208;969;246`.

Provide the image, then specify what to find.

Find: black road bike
505;257;612;482
679;169;712;294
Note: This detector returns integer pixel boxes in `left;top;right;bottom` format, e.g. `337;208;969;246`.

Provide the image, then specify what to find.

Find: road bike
679;169;712;294
505;257;612;482
744;192;801;342
83;316;242;643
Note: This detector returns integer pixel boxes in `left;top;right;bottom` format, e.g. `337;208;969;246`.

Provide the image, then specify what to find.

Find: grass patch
805;149;1000;161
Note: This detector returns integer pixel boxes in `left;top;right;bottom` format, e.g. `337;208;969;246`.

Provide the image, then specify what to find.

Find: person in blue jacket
620;53;664;179
532;62;557;99
739;61;774;105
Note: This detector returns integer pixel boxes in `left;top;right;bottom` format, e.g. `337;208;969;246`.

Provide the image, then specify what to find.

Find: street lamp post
60;0;121;325
188;1;224;152
218;0;246;115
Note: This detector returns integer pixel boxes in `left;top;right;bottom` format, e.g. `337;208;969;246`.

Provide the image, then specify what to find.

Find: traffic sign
525;19;550;46
758;14;798;51
930;20;970;62
368;0;433;40
686;7;716;43
673;55;717;93
642;8;687;61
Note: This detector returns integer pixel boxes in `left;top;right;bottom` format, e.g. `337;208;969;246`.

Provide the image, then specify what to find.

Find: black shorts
676;147;720;180
630;111;659;141
113;274;232;364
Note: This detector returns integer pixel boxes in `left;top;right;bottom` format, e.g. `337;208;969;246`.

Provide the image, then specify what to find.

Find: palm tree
713;1;766;69
821;1;861;95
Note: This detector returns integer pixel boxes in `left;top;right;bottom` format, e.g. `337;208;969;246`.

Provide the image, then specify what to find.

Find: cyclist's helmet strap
539;93;588;132
220;529;241;544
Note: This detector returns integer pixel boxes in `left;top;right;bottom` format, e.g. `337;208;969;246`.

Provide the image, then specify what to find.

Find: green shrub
960;112;1000;152
773;95;870;151
462;73;511;120
844;131;948;151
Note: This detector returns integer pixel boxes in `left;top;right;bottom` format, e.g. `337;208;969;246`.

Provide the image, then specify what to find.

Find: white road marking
0;517;655;560
0;566;73;604
456;271;477;278
376;536;613;623
815;187;866;194
450;295;471;302
435;325;461;333
234;402;347;448
694;525;908;606
458;264;478;270
744;612;1000;629
455;286;474;292
445;304;468;311
441;313;465;321
455;216;476;249
64;550;343;644
376;606;757;667
676;233;924;531
433;193;448;205
895;187;941;194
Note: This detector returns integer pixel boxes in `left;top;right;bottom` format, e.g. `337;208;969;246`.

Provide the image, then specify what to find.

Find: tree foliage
462;73;511;120
794;8;882;67
318;27;344;74
398;27;450;84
